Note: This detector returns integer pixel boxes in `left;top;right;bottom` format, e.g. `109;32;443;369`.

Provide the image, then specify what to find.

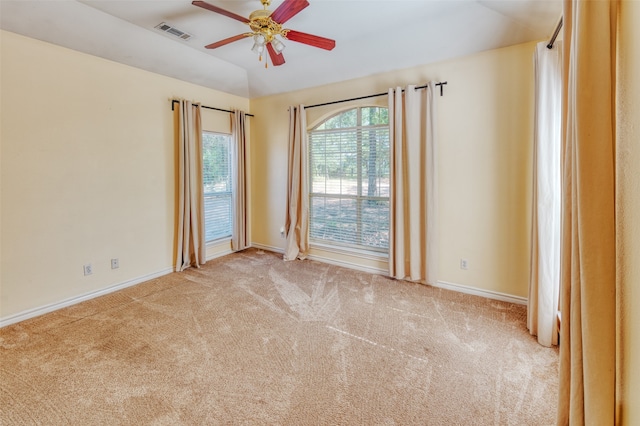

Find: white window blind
202;132;232;242
309;107;390;251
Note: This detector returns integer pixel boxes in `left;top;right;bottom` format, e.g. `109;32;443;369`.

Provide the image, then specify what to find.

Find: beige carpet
0;248;558;425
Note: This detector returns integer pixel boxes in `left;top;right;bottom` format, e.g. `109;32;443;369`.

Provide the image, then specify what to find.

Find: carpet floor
0;248;559;425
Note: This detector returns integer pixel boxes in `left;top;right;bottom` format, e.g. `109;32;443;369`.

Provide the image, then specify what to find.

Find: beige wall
251;41;537;298
0;30;249;321
618;1;640;424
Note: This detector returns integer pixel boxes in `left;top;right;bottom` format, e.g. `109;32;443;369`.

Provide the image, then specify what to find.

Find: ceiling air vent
155;22;193;41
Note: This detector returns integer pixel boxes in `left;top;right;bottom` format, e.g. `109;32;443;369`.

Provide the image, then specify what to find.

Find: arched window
308;106;390;252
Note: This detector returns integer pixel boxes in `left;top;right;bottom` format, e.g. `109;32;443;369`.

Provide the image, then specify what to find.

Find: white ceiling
0;0;562;98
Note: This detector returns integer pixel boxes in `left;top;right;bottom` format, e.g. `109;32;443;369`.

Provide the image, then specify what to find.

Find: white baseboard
433;280;528;305
0;267;174;328
250;243;284;254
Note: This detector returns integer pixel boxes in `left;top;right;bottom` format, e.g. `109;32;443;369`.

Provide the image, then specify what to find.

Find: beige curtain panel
231;109;249;252
175;100;206;271
283;105;309;261
557;0;617;423
528;41;562;348
388;83;438;284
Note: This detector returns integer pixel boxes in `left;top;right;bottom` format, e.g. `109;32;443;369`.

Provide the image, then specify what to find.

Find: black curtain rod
305;82;447;110
171;100;254;117
547;17;563;49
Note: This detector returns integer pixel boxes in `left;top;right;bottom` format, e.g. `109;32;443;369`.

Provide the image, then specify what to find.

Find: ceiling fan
192;0;336;68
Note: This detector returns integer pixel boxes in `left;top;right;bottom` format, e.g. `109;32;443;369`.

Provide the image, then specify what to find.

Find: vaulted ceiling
0;0;562;98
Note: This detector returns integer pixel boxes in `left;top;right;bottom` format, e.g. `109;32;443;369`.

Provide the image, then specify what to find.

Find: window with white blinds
308;107;390;252
202;132;232;242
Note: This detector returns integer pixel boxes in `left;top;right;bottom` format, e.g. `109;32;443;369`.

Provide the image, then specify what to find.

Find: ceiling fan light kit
192;0;335;68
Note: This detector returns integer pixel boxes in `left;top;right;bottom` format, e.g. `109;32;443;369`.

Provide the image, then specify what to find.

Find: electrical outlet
111;258;119;269
83;264;93;276
460;258;469;270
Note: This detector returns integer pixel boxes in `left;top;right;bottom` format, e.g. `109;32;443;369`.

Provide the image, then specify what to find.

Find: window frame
307;106;390;254
202;130;233;243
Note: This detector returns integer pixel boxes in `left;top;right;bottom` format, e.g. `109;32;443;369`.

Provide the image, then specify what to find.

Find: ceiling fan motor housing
249;15;288;43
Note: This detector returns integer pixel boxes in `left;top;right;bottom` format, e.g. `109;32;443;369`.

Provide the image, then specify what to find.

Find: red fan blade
266;43;286;66
205;34;249;49
192;1;250;24
285;30;335;50
270;0;309;24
